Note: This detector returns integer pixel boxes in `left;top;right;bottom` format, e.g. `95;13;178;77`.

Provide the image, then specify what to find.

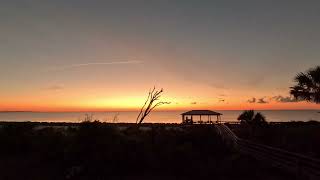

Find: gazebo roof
181;110;222;116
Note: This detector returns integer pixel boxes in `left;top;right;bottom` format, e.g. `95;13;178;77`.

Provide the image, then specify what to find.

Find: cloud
190;102;197;105
210;83;229;90
247;97;256;103
272;95;300;103
48;60;142;71
247;97;268;104
257;98;268;104
218;98;225;102
248;95;301;104
45;85;64;91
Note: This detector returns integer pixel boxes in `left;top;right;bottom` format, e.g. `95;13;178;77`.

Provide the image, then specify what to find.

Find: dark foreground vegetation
229;121;320;158
0;121;294;180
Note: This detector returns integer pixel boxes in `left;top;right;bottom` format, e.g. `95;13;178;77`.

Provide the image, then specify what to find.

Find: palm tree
237;110;267;137
290;66;320;104
237;110;267;126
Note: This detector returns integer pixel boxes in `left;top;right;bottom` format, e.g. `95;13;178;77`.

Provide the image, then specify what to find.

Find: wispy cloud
48;60;142;71
272;95;301;103
45;85;64;91
211;83;229;90
248;95;302;104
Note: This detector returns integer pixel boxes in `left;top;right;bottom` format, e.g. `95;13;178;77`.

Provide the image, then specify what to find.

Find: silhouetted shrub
0;122;294;180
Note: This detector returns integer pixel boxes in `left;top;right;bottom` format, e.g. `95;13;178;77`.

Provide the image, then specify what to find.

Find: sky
1;0;320;111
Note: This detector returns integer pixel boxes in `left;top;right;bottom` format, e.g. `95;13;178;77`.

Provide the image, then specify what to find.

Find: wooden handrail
215;123;320;178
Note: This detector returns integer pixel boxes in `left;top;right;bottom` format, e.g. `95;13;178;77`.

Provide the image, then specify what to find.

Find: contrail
48;60;142;71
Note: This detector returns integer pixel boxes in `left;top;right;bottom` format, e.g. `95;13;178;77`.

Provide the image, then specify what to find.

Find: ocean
0;110;319;123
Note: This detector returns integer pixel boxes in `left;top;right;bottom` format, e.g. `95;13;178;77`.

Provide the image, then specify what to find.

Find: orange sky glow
1;1;320;112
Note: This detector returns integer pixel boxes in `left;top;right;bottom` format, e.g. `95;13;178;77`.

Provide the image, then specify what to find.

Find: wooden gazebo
181;110;222;124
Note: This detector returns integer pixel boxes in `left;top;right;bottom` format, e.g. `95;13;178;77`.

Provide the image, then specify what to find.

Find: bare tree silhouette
136;87;169;124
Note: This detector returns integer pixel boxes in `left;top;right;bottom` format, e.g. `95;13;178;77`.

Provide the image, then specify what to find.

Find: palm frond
253;112;266;123
294;72;313;87
291;66;320;104
237;110;255;123
308;66;320;85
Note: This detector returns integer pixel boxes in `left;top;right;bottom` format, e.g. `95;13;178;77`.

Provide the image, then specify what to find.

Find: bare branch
147;101;170;115
136;89;152;123
136;87;168;125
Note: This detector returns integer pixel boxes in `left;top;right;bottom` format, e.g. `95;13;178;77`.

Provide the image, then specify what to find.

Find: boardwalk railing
215;123;320;179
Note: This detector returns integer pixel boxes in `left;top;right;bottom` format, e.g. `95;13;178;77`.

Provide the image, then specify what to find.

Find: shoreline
0;120;319;126
1;109;320;113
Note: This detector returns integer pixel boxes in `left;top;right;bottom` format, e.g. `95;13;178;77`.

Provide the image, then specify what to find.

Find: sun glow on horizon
1;95;319;112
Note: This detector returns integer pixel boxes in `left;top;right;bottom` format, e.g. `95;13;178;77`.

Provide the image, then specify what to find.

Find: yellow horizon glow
1;97;319;112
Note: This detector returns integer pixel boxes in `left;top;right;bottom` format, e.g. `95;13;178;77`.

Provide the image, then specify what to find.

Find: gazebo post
216;115;221;123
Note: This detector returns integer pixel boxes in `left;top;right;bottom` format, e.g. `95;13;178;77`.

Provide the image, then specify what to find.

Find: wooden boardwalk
215;123;320;179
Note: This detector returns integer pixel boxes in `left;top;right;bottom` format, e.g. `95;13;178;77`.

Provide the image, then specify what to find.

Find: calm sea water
0;110;319;123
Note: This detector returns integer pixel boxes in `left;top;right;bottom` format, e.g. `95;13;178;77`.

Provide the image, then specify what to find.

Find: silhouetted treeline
0;121;294;180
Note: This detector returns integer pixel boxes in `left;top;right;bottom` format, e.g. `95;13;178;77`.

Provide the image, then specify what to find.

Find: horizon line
1;109;319;113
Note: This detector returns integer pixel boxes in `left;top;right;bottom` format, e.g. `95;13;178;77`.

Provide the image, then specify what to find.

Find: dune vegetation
0;121;295;180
